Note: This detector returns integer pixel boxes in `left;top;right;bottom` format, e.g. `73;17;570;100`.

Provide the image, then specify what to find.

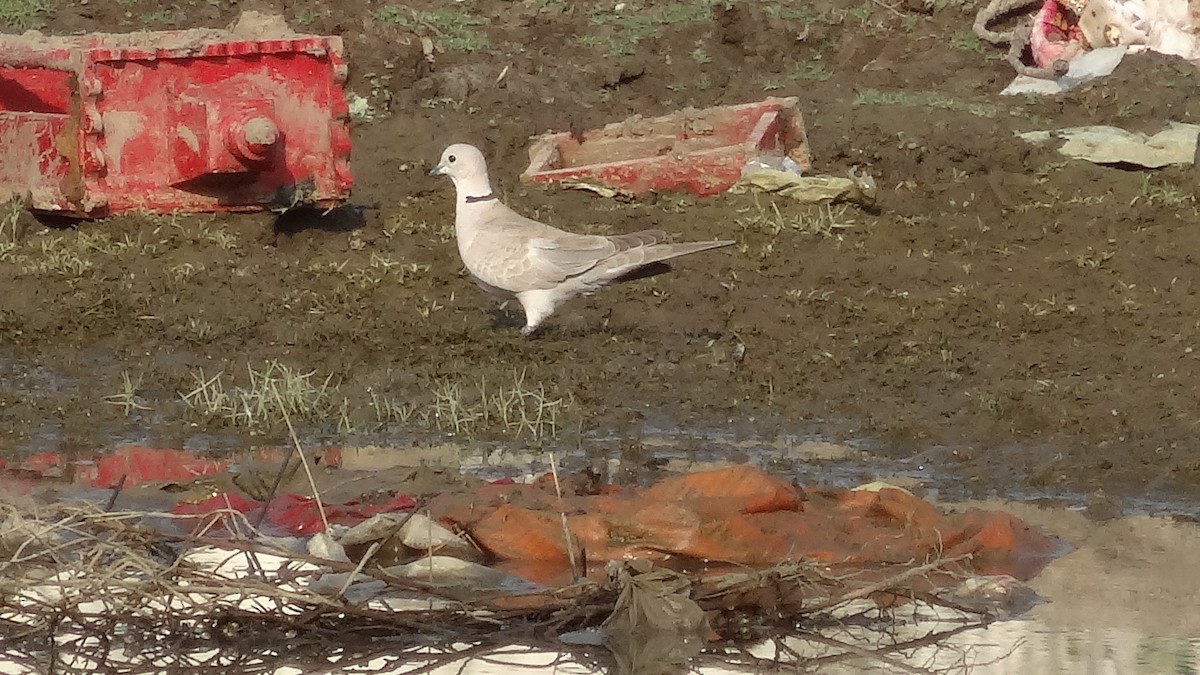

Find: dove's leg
515;289;560;336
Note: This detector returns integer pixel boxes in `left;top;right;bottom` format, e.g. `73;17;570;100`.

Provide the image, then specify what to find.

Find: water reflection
6;623;1194;674
3;438;1200;674
793;623;1200;674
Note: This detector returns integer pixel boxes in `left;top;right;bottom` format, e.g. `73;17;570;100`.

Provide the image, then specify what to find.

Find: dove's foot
514;290;556;338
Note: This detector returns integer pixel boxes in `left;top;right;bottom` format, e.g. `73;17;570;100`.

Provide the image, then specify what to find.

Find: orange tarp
429;466;1061;583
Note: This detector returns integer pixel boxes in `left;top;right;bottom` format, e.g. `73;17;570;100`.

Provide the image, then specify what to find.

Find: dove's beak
428;163;446;177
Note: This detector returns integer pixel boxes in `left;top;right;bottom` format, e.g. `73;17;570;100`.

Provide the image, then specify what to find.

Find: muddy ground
2;0;1200;511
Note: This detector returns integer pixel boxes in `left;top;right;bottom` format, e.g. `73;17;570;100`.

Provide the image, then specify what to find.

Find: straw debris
0;495;1022;674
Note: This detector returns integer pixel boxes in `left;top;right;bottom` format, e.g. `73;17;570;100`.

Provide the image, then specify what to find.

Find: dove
428;143;735;335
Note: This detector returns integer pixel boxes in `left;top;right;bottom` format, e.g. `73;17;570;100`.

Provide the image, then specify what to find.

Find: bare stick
336;541;382;600
252;445;297;531
805;631;936;674
548;452;579;582
272;385;328;533
801;554;973;613
102;474;127;512
871;0;905;18
426;508;435;610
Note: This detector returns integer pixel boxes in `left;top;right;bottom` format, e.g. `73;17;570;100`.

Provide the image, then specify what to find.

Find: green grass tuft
372;5;490;52
0;0;46;30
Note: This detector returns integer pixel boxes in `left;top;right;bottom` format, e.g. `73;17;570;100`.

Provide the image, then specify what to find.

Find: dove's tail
589;239;736;287
611;261;672;284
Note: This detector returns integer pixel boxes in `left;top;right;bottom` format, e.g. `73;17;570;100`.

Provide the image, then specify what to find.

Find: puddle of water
2;397;1195;519
928;502;1200;675
3;434;1200;674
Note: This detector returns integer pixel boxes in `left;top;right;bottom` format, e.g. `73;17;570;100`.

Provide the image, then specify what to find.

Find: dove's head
429;144;490;190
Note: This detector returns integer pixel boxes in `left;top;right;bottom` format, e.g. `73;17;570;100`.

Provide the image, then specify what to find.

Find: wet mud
3;0;1200;512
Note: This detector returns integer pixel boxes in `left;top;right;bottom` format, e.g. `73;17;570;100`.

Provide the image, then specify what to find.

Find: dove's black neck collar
464;193;495;204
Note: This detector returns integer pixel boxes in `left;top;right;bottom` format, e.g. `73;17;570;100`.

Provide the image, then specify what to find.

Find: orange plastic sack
429;467;1062;584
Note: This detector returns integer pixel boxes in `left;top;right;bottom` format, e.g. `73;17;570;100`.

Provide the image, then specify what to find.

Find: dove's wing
461;206;590;291
466;200;673;289
528;234;614;277
529;229;670;277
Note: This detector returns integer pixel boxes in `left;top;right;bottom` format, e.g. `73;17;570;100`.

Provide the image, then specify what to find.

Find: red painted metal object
0;26;352;217
520;96;811;197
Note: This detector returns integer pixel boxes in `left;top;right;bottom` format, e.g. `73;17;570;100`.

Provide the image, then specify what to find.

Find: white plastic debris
382;556;548;600
337;512;479;560
1004;0;1200;94
1018;121;1200;167
742;154;806;177
307;531;351;563
1001;47;1129;95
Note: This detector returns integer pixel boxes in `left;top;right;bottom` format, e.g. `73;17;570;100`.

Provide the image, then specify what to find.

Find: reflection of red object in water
2;451;63;475
1;445;231;487
77;446;229;489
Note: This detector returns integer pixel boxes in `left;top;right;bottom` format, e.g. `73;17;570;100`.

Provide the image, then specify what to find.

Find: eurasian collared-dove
428;143;735;335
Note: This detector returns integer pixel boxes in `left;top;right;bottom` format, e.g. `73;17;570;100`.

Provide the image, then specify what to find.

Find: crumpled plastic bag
337;511;476;559
731;168;877;207
600;560;710;675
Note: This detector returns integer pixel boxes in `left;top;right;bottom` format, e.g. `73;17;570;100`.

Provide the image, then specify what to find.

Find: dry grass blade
548;452;579;582
272;384;328;533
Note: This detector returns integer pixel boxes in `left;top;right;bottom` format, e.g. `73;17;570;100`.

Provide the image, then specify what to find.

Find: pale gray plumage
429;143;734;335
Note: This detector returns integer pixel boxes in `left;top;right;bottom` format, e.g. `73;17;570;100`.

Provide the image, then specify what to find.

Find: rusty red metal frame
0;30;353;217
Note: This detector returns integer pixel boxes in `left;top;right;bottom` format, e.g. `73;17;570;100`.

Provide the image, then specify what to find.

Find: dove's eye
448;154;457;163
